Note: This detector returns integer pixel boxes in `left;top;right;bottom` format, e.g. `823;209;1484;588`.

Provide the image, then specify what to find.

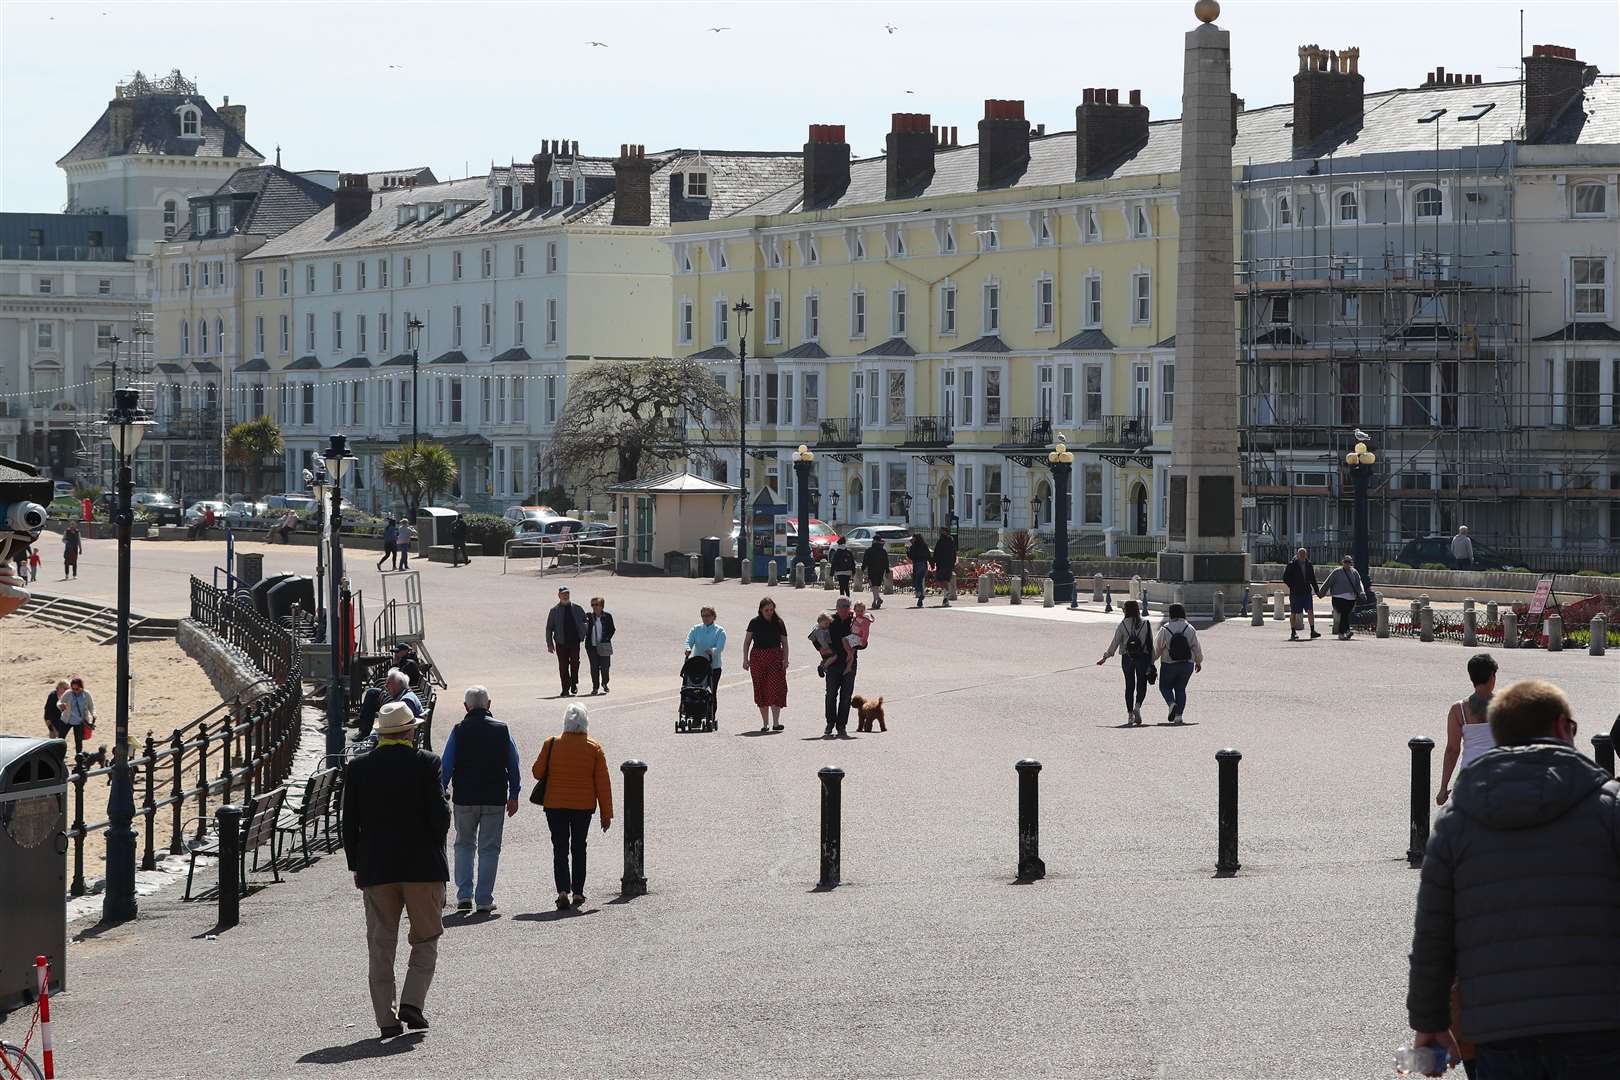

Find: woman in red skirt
742;596;790;733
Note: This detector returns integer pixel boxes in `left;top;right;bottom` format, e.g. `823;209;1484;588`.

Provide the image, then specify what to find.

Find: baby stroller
676;655;717;733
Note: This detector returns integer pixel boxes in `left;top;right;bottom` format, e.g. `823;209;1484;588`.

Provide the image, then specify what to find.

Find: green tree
224;416;284;499
381;442;458;516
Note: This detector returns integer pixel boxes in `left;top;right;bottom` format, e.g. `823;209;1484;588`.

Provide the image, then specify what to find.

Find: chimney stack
107;94;135;151
802;123;851;211
1422;67;1483;87
612;144;654;227
1231;93;1245;146
977;99;1031;190
218;95;247;142
532;145;555;208
885;112;936;200
1075;87;1150;179
1523;44;1587;142
333;173;374;232
1292;44;1364;157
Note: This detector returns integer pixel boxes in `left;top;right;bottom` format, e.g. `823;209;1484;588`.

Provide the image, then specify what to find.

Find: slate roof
58;90;262;166
368;167;437;190
336;356;372;368
381;353;416;367
173;166;336;242
157;362;184;374
1153;335;1176;349
860;338;917;357
287;355;322;370
951;335;1011;353
688;345;735;360
1533;321;1620;342
571;150;803;229
191;360;220;373
776;342;830;359
235;358;270;373
731;76;1618;217
491;348;530;363
1055;329;1114;351
430;350;469;365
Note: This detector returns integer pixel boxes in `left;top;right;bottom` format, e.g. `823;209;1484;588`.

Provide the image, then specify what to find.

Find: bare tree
545;357;736;486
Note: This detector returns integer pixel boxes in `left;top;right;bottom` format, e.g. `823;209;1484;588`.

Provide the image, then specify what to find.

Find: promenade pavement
7;534;1617;1079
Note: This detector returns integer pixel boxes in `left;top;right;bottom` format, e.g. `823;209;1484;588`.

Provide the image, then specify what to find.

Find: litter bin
236;551;265;589
0;737;68;1010
700;536;721;578
267;575;315;625
251;572;297;617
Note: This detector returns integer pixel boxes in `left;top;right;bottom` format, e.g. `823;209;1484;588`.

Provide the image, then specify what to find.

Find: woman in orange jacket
532;703;614;909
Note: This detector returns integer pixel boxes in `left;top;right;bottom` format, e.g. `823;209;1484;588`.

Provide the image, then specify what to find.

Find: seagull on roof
587;40;608;47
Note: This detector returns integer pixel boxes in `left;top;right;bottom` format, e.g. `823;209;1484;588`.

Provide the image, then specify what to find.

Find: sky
2;0;1616;212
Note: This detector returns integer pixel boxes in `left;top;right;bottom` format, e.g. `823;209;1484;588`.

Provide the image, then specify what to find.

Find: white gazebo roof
606;470;741;495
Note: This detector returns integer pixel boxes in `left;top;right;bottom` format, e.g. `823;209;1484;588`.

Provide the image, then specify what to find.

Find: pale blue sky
3;0;1615;211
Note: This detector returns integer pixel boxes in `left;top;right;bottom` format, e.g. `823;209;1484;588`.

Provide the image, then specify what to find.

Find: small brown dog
851;695;886;733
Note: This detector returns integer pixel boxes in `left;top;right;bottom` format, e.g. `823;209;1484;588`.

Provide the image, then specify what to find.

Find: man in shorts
1281;547;1321;642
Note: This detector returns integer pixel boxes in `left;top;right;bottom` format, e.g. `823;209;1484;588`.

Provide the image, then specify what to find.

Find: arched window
197;319;208;354
1338;190;1358;222
178;106;200;137
1573;182;1606;217
1413;187;1443;219
1276;195;1292;226
180;321;190;355
216;317;225;355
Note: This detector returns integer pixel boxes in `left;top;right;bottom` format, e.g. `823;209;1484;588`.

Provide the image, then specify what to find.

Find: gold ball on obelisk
1194;0;1220;23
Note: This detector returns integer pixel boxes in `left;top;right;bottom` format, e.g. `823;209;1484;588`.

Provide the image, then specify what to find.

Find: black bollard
1015;759;1045;882
1215;748;1241;876
818;766;844;888
1408;737;1434;868
620;760;648;898
216;804;243;929
1593;733;1615;779
1103;586;1113;614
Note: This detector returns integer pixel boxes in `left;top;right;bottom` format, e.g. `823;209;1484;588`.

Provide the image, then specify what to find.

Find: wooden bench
184;785;288;900
275;768;339;868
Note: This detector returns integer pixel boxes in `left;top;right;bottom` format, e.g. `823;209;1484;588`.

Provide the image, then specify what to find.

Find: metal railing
64;579;301;895
815;418;862;447
1002;417;1055;448
503;531;621;575
900;416;953;447
1090;414;1153;448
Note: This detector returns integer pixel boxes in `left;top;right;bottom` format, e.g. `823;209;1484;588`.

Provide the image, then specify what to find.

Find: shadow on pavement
443;911;500;929
513;908;600;922
298;1032;424;1064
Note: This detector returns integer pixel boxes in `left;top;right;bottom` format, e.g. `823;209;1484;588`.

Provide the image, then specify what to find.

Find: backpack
1167;625;1193;663
1122;619;1145;656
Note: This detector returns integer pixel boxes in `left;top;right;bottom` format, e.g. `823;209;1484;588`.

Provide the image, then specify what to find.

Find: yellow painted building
671;97;1200;550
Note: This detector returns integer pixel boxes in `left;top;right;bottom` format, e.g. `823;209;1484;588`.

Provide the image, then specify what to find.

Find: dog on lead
851;695;886;733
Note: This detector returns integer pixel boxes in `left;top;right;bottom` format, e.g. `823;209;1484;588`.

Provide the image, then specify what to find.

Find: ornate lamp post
1346;439;1376;608
307;461;330;638
323;433;355;764
405;316;424;452
1047;437;1075;602
733;299;753;573
830;489;840;527
792;444;815;572
103;387;151;923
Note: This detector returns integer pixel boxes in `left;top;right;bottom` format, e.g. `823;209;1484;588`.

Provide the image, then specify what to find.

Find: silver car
841;525;913;556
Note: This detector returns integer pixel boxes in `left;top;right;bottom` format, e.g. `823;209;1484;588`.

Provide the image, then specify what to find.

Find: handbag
528;737;554;806
595;641;613;657
1145;663;1158;685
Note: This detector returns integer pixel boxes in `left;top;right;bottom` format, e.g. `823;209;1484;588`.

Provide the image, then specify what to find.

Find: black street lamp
406;316;424;452
900;490;913;525
733;298;752;574
307;460;329;639
792;443;815;572
830;489;840;526
1346;438;1377;608
322;433;355;764
1047;437;1075;602
103;387;151;923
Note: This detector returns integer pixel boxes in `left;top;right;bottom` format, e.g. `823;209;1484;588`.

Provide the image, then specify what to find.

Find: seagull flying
884;23;898;33
707;26;731;33
587;40;608;47
387;64;405;69
904;89;915;95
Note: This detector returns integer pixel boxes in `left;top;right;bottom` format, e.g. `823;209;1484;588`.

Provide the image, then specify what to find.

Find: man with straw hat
343;701;450;1038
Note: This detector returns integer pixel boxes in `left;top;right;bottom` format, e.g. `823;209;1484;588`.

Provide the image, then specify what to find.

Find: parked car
53;480;74;498
515;516;587;549
132;492;183;524
183;500;232;525
785;517;838;561
264;493;317;513
1394;535;1527;572
225;500;268;526
841;525;913;556
503;505;558;526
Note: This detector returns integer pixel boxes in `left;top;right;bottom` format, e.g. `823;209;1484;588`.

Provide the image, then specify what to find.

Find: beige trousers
362;881;445;1029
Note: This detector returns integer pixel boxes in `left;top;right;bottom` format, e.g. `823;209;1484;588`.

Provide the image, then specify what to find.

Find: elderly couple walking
343;691;613;1038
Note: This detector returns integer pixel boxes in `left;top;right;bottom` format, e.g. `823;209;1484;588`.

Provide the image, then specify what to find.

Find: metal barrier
502;531;621;576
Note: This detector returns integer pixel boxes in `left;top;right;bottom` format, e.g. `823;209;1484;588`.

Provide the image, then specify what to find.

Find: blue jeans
1158;661;1195;714
1476;1030;1620;1079
452;803;506;907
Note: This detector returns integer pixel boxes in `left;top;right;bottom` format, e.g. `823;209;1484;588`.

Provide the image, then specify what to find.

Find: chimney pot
1107;88;1119;105
1293;40;1365;155
1129;89;1141;106
1083;88;1094;105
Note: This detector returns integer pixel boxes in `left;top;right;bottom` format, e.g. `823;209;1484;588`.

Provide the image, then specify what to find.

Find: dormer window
574;180;586;205
686;171;709;199
177;104;201;138
552;179;565;207
217;203;232;232
194;205;212;235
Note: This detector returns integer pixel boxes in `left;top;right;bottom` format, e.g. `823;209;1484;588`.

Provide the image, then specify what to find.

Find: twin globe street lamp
1046;437;1076;603
1346;439;1377;608
320;433;355;764
792;444;815;574
103;387;151;923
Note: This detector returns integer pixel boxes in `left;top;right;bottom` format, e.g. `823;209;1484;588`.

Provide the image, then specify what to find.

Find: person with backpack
829;536;856;597
1321;555;1368;640
1153;602;1202;724
1097;599;1154;725
861;538;889;610
906;534;931;609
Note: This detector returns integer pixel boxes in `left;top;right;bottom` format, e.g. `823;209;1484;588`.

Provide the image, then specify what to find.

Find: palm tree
381;443;458;516
224;416;284;499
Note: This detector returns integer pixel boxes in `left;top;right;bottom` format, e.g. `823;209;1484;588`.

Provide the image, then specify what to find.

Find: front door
1132;482;1148;535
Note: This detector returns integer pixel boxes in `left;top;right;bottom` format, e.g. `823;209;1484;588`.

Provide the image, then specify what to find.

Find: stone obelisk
1157;0;1248;611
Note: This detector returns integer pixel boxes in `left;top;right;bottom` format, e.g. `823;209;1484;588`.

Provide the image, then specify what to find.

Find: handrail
503;531;620;576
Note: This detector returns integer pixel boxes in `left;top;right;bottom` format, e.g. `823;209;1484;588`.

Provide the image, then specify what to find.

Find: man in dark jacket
343;701;450;1038
824;596;859;737
449;514;469;567
1406;679;1620;1076
932;528;957;608
1281;548;1321;642
438;687;520;914
907;534;931;608
830;537;855;597
544;585;587;696
861;539;890;610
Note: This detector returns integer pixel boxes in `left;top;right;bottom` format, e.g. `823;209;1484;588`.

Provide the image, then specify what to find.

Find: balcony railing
899;415;953;448
1001;416;1055;448
1089;414;1152;449
815;418;862;448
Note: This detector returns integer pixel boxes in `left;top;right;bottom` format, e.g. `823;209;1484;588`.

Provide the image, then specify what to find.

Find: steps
14;592;179;644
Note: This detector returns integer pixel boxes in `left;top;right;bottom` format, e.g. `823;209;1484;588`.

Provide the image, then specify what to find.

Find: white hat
375;701;419;738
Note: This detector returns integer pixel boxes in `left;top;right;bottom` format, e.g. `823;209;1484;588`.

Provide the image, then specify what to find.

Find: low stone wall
177;619;276;707
1251;563;1620;598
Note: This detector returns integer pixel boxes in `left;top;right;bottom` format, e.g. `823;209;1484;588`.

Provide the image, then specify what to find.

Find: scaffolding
1235;154;1620;569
